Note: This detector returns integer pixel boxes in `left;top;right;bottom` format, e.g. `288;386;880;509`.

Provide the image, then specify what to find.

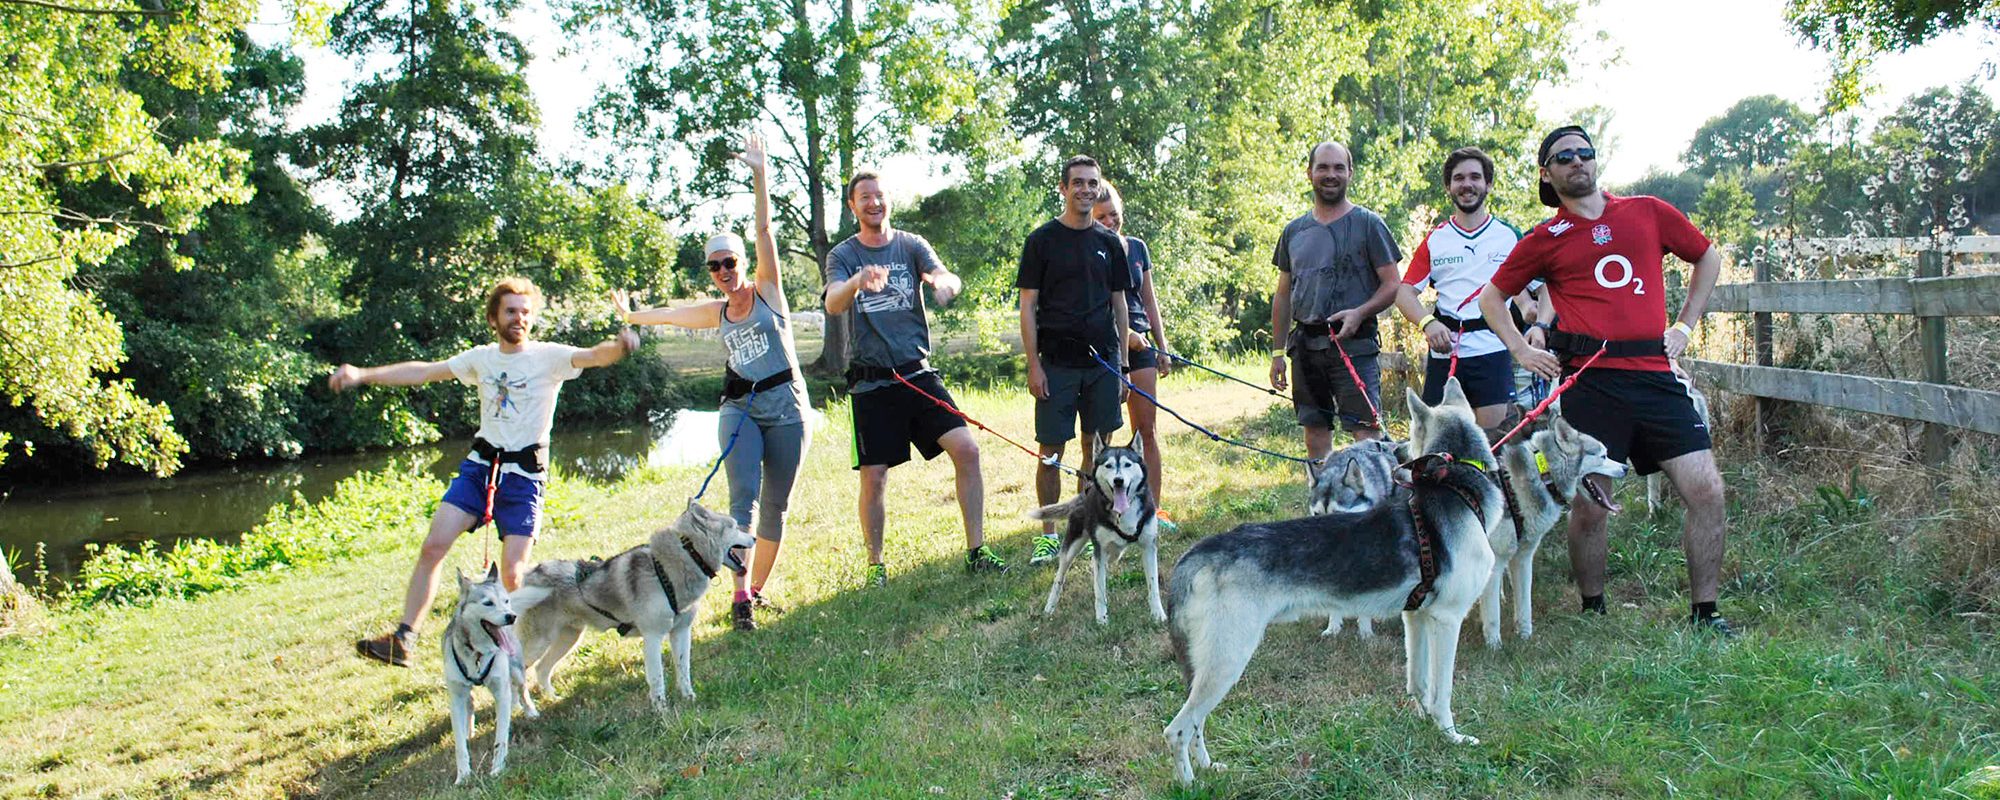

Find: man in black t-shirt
1017;154;1133;565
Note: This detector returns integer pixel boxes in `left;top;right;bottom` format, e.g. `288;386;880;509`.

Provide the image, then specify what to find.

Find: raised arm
610;289;726;329
328;360;455;392
736;133;784;307
571;329;641;369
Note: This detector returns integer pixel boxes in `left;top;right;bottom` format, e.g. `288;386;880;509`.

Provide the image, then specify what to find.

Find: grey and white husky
1307;437;1406;639
510;501;754;710
444;564;537;785
1028;432;1166;624
1163;380;1499;786
1479;415;1625;648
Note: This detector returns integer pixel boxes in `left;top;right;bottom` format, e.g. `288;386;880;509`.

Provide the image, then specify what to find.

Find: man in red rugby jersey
1477;125;1736;637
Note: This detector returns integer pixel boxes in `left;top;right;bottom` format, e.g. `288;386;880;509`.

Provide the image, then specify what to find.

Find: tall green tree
0;0;296;473
566;0;1000;374
1684;95;1814;175
1786;0;2000;110
72;35;338;464
993;0;1579;348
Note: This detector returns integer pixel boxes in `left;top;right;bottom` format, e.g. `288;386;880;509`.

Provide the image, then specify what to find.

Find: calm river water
0;411;734;584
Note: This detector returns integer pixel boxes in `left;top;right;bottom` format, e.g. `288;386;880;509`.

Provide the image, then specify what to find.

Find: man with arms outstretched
339;278;639;665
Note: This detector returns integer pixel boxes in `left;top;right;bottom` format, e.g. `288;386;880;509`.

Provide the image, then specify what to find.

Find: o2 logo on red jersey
1594;254;1645;295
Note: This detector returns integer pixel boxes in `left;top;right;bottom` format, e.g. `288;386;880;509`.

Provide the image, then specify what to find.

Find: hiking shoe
356;630;413;667
731;599;756;631
749;591;785;614
1691;613;1740;639
966;545;1009;574
1029;534;1061;565
864;562;888;588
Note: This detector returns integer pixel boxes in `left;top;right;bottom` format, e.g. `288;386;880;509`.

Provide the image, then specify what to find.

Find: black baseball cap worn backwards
1537;125;1593;207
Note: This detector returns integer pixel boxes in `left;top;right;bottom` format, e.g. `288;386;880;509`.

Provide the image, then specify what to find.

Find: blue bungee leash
1087;348;1321;467
1145;346;1288;400
692;386;758;501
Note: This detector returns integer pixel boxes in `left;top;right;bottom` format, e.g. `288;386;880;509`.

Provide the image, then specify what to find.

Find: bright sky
1539;0;1998;184
261;0;2000;211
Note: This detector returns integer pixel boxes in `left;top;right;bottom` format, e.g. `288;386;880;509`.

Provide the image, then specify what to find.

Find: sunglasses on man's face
706;257;738;272
1545;147;1596;166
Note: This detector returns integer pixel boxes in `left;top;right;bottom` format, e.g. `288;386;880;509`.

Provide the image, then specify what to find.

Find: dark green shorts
1036;364;1122;445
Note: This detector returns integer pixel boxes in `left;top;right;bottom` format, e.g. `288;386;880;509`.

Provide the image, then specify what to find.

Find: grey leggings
717;409;808;542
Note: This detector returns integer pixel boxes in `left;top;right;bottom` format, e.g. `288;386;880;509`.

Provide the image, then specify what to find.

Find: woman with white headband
610;133;810;632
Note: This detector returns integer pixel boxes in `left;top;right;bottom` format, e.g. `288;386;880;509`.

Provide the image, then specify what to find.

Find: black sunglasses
705;256;738;272
1545;147;1596;166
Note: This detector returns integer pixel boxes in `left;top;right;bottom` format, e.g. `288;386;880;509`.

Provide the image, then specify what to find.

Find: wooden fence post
1917;249;1951;466
1753;256;1775;455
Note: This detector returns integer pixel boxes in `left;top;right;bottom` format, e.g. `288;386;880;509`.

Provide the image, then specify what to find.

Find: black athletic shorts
1558;367;1711;476
1423;350;1515;410
1124;346;1158;374
850;371;968;469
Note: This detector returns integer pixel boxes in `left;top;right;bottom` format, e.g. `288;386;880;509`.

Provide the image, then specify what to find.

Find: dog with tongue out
1028;432;1166;625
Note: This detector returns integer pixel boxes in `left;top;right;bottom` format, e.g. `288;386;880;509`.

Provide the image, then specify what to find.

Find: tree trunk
811;0;860;377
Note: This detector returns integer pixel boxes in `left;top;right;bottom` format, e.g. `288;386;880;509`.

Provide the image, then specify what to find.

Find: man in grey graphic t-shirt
1269;141;1402;459
824;170;1004;585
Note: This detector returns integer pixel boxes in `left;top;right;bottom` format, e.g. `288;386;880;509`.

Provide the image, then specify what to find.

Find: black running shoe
731;599;756;631
1690;613;1739;639
749;592;785;614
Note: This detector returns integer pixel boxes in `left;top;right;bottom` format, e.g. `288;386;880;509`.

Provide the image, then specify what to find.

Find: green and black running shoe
1029;534;1061;565
965;545;1009;574
864;562;887;589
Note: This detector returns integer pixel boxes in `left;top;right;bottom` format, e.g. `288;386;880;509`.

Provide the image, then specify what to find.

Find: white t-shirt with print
447;341;585;476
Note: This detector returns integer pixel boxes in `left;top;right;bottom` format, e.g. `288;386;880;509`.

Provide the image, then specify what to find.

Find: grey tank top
719;291;808;425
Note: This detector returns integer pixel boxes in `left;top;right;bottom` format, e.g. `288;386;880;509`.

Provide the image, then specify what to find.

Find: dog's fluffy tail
1024;493;1090;522
508;583;556;612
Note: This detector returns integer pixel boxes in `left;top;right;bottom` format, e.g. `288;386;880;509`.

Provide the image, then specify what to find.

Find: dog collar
1460;457;1488;472
1534;451;1550;475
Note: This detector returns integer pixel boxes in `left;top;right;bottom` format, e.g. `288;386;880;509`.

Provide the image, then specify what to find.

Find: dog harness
1402;454;1489;611
1095;484;1153;544
647;535;721;617
450;629;500;687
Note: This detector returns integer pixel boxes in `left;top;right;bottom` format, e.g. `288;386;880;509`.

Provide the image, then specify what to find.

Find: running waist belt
1431;307;1490;334
470;437;547;474
1037;335;1104;367
1295;318;1379;341
845;358;931;385
1545;329;1665;359
723;367;794;400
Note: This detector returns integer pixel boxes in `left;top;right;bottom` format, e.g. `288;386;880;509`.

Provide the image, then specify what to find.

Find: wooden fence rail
1699;242;1999;465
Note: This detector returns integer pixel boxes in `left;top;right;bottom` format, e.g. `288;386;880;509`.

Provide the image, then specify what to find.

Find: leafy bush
65;462;438;608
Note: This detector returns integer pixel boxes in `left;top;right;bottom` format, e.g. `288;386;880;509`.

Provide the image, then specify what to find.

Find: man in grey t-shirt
824;170;1004;585
1269;141;1403;459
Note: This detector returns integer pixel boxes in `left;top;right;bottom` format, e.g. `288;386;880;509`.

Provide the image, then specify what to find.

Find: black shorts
849;372;968;469
1423;351;1515;409
1125;346;1159;374
1558;367;1711;476
1289;346;1381;432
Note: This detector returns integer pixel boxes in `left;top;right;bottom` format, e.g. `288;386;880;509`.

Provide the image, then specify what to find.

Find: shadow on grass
297;456;1362;797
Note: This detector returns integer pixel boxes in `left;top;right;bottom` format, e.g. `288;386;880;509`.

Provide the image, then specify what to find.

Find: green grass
0;358;1995;798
